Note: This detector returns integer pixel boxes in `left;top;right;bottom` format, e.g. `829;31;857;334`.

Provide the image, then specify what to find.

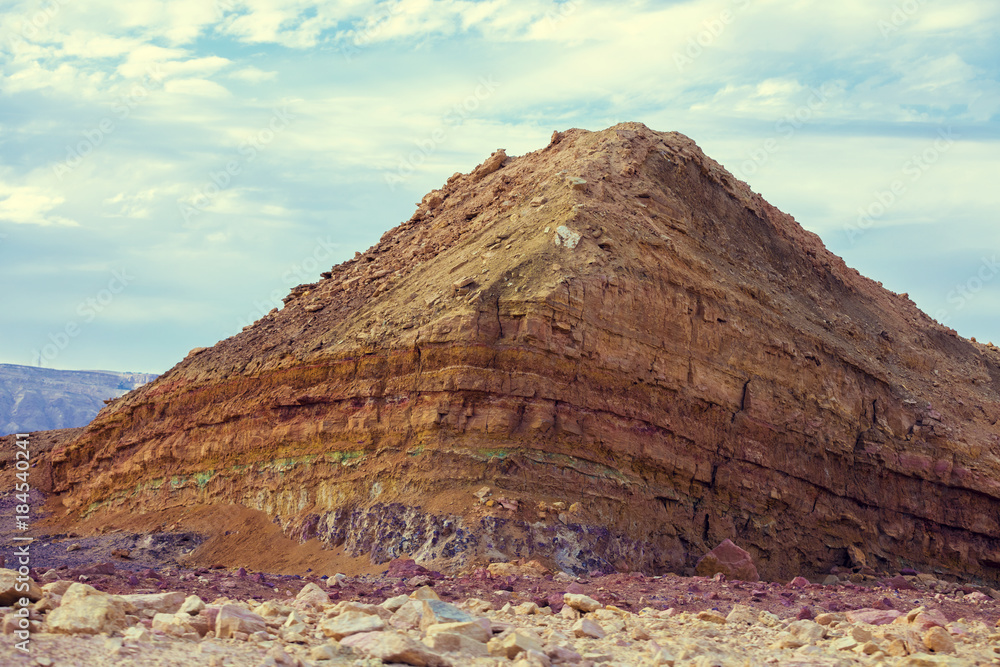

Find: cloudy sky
0;0;997;373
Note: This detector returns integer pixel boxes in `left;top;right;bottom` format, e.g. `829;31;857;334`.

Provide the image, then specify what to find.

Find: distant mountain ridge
0;364;157;436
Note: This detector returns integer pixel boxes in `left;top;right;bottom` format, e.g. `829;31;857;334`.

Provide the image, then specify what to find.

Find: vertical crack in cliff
494;295;503;340
513;401;526;432
731;377;751;423
852;431;865;457
851;397;879;458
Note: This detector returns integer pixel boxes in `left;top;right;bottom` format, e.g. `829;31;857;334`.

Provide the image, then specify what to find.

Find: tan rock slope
47;123;1000;581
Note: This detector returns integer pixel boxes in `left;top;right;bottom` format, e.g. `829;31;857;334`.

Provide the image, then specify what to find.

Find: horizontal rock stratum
48;123;1000;581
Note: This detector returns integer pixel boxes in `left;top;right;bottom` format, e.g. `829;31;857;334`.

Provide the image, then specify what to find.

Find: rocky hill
44;123;1000;582
0;364;156;435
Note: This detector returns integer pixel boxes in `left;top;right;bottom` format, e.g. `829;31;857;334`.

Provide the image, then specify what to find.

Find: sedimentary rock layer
48;123;1000;581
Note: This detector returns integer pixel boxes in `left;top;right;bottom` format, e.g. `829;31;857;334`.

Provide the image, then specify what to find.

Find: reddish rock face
695;539;759;582
46;123;1000;582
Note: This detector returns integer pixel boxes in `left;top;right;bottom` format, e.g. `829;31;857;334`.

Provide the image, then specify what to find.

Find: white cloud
912;4;1000;33
57;32;145;59
164;78;232;98
0;184;78;227
692;79;839;117
220;0;351;48
160;56;232;79
0;59;106;98
176;186;295;222
103;188;162;219
115;46;229;80
229;66;278;83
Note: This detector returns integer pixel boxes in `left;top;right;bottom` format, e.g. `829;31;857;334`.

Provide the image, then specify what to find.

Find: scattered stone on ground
3;556;1000;666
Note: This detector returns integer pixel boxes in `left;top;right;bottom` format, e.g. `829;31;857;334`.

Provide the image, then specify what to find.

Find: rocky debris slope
0;428;80;502
44;122;1000;582
2;559;1000;666
0;364;156;436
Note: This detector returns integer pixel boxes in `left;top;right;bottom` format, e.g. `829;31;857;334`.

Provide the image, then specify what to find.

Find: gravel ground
2;554;1000;666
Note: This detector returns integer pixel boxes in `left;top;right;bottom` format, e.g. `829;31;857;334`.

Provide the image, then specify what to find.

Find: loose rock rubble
3;561;1000;666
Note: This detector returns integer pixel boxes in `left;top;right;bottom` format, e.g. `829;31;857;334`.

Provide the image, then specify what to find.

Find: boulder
151;612;195;637
387;559;429;579
332;600;393;620
419;600;475;630
726;604;757;625
390;600;425;631
0;568;42;605
563;593;601;612
381;594;410;612
45;583;129;635
215;604;266;638
422;631;489;656
42;580;74;597
922;627;956;654
845;608;904;625
694;539;759;582
487;630;544;659
341;630;452;667
424;619;491;644
911;609;948;633
572;618;606;638
119;591;185;615
294;582;330;607
696;610;727;624
321;610;385;639
178;595;205;615
253;600;292;619
410;585;440;601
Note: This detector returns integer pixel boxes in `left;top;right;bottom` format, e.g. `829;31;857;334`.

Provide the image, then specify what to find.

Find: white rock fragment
215;604;267;639
563;593;601;612
553;225;582;249
320;610;385;640
572;618;606;638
